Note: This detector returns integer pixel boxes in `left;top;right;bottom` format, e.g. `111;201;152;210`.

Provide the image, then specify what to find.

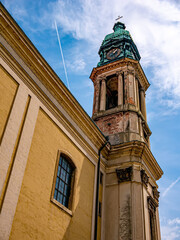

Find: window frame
147;196;158;240
51;150;75;216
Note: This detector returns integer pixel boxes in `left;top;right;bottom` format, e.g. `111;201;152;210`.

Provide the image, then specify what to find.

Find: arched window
106;75;118;110
53;153;75;209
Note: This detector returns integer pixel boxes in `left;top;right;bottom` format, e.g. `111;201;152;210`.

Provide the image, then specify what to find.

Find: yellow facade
0;66;18;143
10;109;95;240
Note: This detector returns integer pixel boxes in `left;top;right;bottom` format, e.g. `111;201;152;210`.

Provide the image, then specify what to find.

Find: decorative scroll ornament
141;169;149;187
116;167;132;183
152;187;160;202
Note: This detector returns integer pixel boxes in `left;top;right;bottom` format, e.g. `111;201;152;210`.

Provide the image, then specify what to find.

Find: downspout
94;137;109;240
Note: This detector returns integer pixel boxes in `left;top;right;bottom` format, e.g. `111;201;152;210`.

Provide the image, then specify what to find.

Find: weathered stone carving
119;195;132;240
127;69;134;75
116;70;123;76
141;169;149;187
116;167;132;183
152;187;160;202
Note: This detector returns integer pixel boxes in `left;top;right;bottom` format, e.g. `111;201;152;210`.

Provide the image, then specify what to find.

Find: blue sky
2;0;180;239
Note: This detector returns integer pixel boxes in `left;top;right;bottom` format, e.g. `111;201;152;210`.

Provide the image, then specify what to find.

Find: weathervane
115;16;123;21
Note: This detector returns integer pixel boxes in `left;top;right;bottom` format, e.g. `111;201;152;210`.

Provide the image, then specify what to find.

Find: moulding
90;58;150;91
108;141;163;181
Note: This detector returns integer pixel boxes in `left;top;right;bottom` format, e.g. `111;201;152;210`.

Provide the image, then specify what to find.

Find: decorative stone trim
116;70;123;76
141;169;149;187
97;75;107;82
152;187;160;202
116;167;133;183
148;196;158;213
127;69;134;75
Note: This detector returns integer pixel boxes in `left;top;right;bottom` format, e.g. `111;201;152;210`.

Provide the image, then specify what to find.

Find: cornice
0;4;108;154
107;141;163;181
90;58;150;91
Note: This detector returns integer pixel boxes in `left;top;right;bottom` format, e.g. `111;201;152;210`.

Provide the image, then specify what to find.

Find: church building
0;3;163;240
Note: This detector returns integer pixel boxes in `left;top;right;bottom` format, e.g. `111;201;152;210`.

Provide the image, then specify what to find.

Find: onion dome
97;22;141;67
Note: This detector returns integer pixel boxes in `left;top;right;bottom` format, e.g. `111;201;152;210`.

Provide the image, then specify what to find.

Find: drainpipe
94;137;109;240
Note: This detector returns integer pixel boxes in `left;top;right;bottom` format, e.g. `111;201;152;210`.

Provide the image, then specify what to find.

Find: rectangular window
54;154;73;208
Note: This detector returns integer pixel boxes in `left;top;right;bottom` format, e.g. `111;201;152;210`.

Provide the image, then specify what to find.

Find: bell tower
90;21;163;240
91;21;151;146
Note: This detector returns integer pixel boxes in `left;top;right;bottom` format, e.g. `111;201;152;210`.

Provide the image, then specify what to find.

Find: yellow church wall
0;66;18;144
10;108;95;240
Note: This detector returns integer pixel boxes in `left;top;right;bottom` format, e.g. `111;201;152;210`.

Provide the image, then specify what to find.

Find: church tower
90;21;163;240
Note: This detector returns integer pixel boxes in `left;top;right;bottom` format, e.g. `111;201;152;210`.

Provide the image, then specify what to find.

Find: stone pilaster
127;69;135;105
116;71;123;106
100;78;106;111
140;88;147;121
135;76;140;110
93;79;100;113
123;70;128;104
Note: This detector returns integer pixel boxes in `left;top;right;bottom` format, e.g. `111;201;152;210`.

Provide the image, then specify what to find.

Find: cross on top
115;16;123;21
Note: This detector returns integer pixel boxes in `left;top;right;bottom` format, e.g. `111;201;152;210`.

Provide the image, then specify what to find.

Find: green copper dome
97;22;141;67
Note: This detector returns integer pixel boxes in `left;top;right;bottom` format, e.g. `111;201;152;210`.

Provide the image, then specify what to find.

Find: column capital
141;169;149;187
152;187;160;203
97;75;106;81
116;167;133;183
140;87;145;92
116;70;123;76
127;69;135;75
135;73;139;80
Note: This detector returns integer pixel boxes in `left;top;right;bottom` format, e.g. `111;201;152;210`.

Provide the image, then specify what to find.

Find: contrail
162;176;180;197
54;20;70;90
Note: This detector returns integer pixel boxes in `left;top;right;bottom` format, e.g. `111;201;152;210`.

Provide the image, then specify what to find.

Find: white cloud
3;0;27;19
67;57;86;73
44;0;180;111
169;218;180;225
161;218;180;240
161;225;180;240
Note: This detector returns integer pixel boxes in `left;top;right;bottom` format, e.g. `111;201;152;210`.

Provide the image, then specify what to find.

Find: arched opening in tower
106;75;118;110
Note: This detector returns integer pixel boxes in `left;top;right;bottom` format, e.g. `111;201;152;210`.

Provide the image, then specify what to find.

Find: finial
115;16;123;22
113;17;125;32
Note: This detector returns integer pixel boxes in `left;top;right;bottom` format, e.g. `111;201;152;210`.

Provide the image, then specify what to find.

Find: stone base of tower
93;109;145;145
104;141;162;240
